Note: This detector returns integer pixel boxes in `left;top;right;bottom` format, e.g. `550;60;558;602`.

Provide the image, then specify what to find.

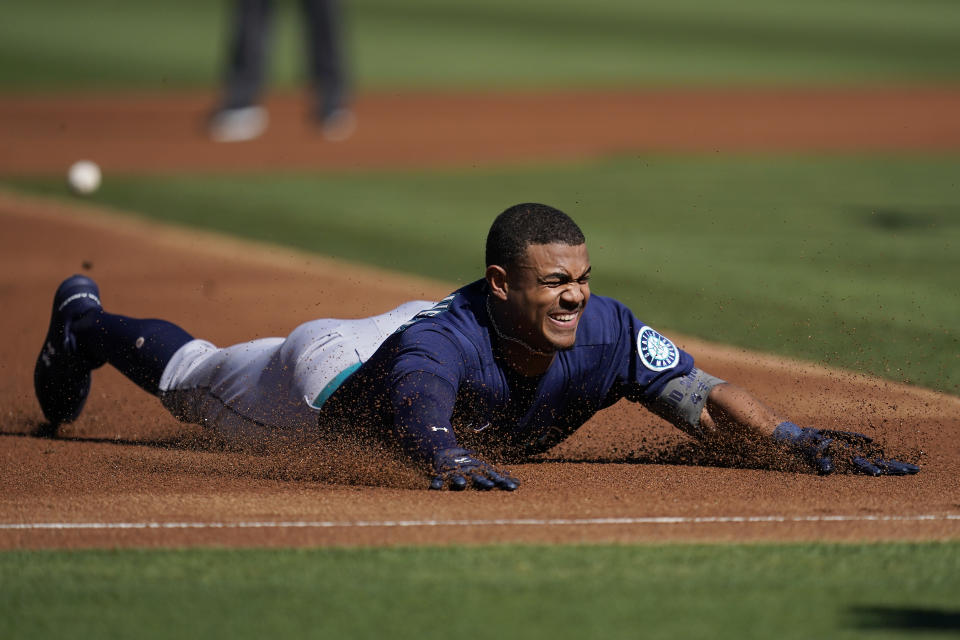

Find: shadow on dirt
9;422;785;489
537;433;810;473
6;419;921;486
6;421;427;489
4;425;184;450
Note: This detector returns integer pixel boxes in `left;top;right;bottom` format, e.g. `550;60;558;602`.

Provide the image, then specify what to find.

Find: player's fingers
851;456;882;476
429;473;469;490
874;459;920;476
448;473;469;491
486;470;519;491
814;455;835;475
469;471;496;490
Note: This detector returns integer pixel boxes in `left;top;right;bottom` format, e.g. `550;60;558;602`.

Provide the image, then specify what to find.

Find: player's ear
486;264;509;301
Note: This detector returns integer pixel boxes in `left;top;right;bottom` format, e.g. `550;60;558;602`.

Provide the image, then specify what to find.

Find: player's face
504;242;591;352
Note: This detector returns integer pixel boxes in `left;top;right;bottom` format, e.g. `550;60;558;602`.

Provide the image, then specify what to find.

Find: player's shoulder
584;292;631;317
577;293;635;343
391;279;488;346
575;293;692;380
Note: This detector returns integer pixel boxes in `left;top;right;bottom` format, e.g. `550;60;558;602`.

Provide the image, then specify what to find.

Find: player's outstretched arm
701;383;919;476
430;448;519;491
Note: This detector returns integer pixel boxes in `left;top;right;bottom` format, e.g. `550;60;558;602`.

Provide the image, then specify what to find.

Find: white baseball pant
157;300;432;440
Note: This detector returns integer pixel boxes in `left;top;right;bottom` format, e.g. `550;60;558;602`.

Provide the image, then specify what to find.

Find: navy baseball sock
73;310;194;395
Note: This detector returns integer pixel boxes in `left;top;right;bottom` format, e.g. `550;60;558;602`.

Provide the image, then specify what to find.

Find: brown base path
1;190;958;549
2;87;960;175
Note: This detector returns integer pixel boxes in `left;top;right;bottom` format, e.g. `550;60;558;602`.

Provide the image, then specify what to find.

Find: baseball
67;160;101;195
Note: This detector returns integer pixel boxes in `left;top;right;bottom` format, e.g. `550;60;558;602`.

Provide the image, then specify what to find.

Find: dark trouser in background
222;0;347;117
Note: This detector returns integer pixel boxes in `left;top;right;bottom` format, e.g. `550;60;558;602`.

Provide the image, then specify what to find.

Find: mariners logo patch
637;326;679;371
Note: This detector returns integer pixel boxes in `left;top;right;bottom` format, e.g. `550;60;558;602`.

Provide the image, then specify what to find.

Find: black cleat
33;275;105;430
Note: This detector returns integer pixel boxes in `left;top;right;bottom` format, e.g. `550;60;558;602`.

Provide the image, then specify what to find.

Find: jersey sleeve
605;299;695;404
385;325;468;465
602;300;729;436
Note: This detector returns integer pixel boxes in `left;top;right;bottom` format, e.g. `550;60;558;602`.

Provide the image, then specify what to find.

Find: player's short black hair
485;203;585;268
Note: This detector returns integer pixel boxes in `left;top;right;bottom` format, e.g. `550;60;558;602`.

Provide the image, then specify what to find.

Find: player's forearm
701;382;784;439
389;371;460;465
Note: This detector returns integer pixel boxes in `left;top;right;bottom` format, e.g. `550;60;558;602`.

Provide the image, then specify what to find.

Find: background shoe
33;275;104;428
319;107;356;142
207;105;268;142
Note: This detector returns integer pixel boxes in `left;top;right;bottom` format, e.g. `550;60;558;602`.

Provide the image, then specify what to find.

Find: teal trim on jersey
310;362;363;410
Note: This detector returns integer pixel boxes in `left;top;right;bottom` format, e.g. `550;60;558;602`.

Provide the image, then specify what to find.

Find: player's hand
772;422;919;476
430;448;519;491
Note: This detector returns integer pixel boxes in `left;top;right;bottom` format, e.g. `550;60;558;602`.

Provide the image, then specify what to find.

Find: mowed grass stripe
3;542;959;640
2;0;959;91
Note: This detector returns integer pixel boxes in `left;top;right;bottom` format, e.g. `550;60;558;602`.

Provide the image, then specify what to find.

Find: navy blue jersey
322;279;694;463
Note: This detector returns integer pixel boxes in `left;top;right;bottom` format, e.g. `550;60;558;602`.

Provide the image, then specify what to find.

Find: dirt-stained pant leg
157;301;433;441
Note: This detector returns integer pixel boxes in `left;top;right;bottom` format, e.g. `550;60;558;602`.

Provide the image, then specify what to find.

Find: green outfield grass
3;0;959;91
3;542;959;639
5;153;958;395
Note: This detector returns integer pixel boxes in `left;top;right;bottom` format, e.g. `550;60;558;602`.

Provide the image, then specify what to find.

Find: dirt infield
1;88;959;549
2;191;958;549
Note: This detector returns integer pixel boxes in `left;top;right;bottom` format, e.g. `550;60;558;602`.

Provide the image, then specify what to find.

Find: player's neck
499;340;555;376
485;296;556;376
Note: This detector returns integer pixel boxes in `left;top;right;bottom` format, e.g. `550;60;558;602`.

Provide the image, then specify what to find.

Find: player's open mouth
548;310;580;328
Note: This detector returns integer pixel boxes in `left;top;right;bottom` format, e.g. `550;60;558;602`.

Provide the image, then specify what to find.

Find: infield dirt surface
1;89;959;549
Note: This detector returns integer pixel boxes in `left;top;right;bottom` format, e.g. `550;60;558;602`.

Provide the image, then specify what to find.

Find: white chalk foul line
2;514;959;531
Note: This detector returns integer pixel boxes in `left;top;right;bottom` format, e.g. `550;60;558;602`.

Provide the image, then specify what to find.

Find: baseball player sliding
34;203;918;490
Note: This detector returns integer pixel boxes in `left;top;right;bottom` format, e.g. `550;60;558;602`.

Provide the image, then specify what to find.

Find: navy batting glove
772;421;919;476
430;448;519;491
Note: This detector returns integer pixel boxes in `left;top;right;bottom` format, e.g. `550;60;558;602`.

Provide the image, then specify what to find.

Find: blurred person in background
207;0;355;142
